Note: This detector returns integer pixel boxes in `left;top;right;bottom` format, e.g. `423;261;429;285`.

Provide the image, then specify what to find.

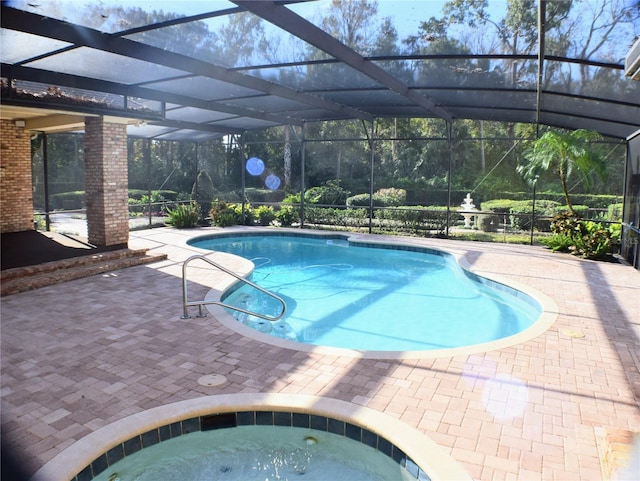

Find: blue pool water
188;233;541;351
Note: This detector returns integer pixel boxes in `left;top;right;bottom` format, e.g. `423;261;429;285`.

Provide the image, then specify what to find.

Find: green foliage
476;213;501;232
166;202;200;229
375;206;448;235
509;200;559;231
609;223;622;243
554;194;620;209
191;170;215;221
275;205;297;227
241;205;255;226
543;212;618;259
553;205;588;217
374;188;407;206
304;180;350;205
128;191;169;214
345;193;372;207
542;233;575;252
407;189;475;206
517;129;604;213
346;188;407;207
282;193;301;205
128;189;178;201
50;191;85;210
305;206;368;228
480;199;518;213
210;200;243;227
484;193;621;209
607;203;623;222
34;213;46;230
141;191;165;204
245;188;285;203
255;205;276;226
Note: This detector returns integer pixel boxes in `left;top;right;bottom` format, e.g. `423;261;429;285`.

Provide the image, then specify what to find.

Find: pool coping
31;393;472;481
187;228;559;360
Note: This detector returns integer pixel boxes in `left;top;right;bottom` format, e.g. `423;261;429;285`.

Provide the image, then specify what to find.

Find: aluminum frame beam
235;0;453;122
1;6;372;124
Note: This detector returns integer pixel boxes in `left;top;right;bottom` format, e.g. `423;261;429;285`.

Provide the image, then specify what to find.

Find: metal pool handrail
181;254;287;321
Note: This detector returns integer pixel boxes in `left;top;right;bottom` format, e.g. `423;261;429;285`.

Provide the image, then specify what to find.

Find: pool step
1;248;168;296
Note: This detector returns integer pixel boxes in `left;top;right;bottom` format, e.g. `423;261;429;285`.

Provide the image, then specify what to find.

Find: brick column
84;117;129;247
0;119;34;233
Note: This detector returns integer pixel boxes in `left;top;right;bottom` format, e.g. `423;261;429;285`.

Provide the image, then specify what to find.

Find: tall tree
321;0;380;51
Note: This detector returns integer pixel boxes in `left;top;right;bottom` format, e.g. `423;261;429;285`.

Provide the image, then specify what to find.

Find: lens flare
246;157;265;176
481;373;529;420
265;174;281;190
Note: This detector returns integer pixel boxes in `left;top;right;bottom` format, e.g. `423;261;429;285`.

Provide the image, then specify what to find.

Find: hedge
346;188;406;207
509;200;559;231
375;206;448;234
128;189;178;201
304;206;368;227
244;188;285;203
50;191;85;209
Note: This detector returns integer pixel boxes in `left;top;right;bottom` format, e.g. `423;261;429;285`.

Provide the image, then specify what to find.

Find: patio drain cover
561;328;585;339
198;374;227;387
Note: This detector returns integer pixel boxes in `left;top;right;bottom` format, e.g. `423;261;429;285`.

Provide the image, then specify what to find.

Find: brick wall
84;117;129;247
0;119;34;233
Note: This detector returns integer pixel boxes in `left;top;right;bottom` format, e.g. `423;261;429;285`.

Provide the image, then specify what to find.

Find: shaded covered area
0;230;118;270
0;230;167;296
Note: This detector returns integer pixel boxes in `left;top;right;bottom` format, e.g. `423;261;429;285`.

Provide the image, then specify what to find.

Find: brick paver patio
2;227;638;480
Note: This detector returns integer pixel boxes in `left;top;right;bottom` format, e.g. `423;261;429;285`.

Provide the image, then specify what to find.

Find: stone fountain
458;193;478;228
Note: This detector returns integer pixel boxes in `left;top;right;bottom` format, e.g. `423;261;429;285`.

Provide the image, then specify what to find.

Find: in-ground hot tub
33;394;472;481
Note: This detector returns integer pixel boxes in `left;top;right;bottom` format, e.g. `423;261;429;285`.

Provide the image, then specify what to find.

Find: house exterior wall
0;119;34;233
84;117;129;247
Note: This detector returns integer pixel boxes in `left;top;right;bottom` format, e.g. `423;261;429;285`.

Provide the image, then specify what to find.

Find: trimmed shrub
552;205;589;217
375;206;448;234
51;191;85;210
245;188;285;203
374;188;406;206
304;180;350;205
128;189;178;201
531;193;621;209
191;170;214;222
346;193;372;207
480;199;518;214
509;200;559;231
563;194;621;209
304;206;367;228
405;189;480;206
347;188;407;207
477;213;501;232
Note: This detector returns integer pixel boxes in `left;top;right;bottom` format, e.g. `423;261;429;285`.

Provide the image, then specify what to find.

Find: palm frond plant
517;129;604;214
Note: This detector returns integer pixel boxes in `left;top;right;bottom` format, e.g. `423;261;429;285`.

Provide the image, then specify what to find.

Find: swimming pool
188;232;543;352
